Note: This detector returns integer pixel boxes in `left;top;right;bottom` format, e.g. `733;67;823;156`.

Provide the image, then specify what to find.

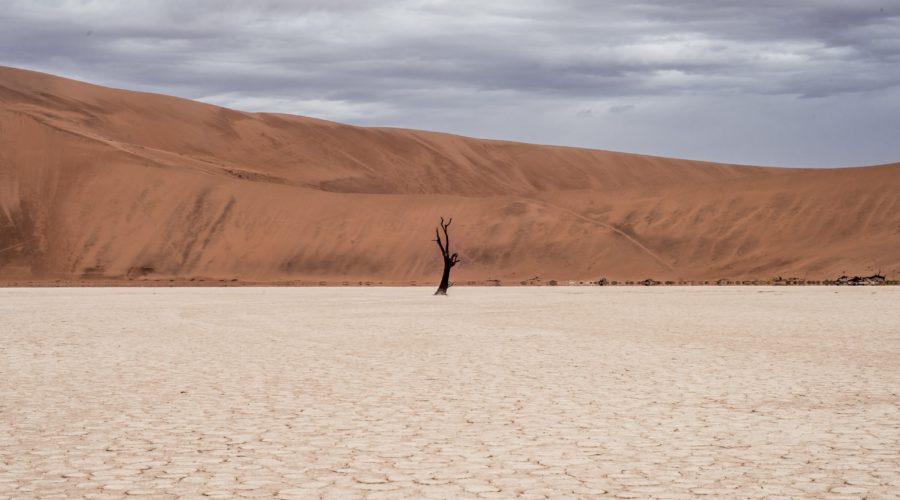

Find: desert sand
2;66;899;285
1;287;898;498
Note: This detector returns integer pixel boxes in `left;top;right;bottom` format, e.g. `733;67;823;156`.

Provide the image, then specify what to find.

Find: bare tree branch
434;227;446;255
440;217;452;253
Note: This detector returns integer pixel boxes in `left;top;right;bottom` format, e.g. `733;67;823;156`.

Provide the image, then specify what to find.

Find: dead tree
433;217;460;295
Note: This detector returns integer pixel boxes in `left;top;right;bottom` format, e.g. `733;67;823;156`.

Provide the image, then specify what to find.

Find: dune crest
1;66;898;284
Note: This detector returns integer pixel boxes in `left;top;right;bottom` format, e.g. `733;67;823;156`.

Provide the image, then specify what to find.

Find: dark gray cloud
1;0;898;166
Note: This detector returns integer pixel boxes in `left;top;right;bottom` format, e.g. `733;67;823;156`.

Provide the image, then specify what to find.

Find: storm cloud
2;0;898;166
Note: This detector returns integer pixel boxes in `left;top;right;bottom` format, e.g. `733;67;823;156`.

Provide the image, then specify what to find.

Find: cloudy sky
2;0;898;167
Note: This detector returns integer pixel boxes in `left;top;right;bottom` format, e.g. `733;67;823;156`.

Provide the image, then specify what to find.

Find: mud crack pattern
1;287;898;499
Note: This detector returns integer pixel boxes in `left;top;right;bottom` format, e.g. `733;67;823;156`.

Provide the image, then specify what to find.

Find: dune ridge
1;66;898;284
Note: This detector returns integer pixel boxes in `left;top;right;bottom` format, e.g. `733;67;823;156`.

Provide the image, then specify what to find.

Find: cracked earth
1;287;898;499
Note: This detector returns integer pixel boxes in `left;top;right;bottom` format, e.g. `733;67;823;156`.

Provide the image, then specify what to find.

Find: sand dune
1;66;898;284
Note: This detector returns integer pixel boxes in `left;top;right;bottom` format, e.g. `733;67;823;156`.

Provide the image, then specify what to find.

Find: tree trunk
435;259;452;295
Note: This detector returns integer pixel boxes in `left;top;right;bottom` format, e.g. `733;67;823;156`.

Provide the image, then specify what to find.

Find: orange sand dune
1;66;898;284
